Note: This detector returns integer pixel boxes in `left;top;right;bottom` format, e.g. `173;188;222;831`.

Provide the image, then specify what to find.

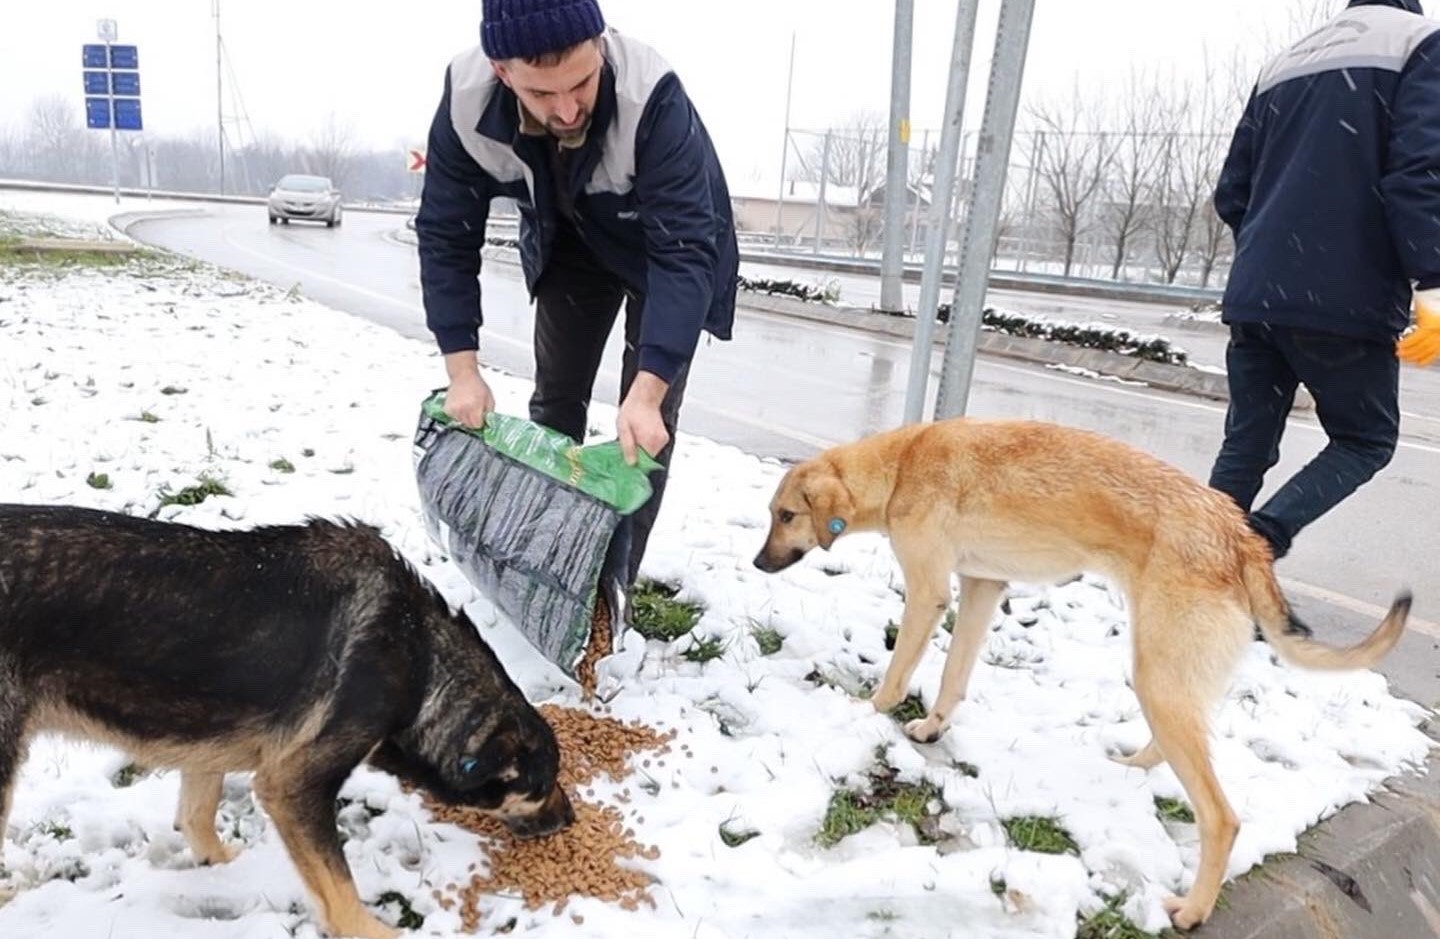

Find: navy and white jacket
1215;0;1440;342
415;30;738;382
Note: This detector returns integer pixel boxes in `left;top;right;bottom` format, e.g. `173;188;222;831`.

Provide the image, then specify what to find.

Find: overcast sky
1;1;1343;182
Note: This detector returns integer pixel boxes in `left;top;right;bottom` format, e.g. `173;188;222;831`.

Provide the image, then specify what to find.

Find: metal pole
215;0;225;195
902;0;980;423
105;37;120;204
908;128;929;258
1017;130;1043;273
878;0;913;312
934;0;1037;420
773;32;796;246
813;130;832;256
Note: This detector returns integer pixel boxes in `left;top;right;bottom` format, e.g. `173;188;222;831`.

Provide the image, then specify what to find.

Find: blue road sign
83;44;107;68
110;72;140;96
109;45;138;69
113;98;142;131
83;71;109;94
85;97;111;129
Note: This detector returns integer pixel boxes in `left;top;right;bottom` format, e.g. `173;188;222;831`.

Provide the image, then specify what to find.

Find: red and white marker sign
406;148;427;173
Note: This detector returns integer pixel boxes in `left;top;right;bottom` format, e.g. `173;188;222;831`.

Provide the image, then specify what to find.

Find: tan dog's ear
802;465;854;550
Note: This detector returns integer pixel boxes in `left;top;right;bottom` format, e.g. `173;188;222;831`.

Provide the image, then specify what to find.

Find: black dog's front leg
255;760;399;939
0;666;28;899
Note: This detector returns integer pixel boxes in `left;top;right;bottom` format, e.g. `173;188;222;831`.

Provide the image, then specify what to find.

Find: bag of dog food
412;392;658;681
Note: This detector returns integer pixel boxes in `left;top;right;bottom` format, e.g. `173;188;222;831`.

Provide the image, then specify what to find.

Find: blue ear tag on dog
828;518;847;536
459;757;479;775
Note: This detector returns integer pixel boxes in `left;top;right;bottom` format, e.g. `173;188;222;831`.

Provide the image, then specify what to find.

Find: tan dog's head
754;459;855;572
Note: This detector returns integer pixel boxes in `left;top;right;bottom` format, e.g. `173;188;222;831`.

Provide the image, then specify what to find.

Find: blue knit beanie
481;0;606;61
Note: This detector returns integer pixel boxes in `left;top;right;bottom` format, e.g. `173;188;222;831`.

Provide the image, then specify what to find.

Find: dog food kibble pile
425;705;673;930
574;594;613;699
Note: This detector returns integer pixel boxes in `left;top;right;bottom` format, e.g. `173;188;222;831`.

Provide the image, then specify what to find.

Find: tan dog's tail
1243;562;1410;670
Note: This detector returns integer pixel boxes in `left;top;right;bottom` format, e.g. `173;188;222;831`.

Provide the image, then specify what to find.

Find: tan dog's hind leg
905;577;1005;743
1133;596;1249;931
176;770;240;866
1111;739;1165;770
256;769;399;939
872;542;954;714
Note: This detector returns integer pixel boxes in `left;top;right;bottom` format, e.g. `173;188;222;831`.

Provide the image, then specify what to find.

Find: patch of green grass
1076;895;1154;939
631;579;703;641
160;385;187;396
682;634;727;665
866;908;899;922
86;472;112;490
884;621;899;650
718;821;760;848
375;892;424;930
816;765;941;848
952;760;980;779
990;872;1008;897
1154;797;1195;824
942;609;957;634
269;457;296;474
112;763;144;788
1001;815;1078;855
154;473;231;512
38;820;74;841
301;448;315;457
0;243;141;268
890;694;928;724
751;624;784;656
137;411;161;424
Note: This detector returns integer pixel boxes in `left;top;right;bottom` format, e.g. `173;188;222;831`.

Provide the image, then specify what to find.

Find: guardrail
739;248;1224;307
0;177;436;219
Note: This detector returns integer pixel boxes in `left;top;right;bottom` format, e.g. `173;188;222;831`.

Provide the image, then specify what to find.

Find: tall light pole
878;0;914;312
772;32;796;245
214;0;225;195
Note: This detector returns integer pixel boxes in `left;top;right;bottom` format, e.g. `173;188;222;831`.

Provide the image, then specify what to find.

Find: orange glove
1397;288;1440;367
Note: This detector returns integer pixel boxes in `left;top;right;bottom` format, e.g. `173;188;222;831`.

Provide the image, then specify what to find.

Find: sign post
83;20;142;204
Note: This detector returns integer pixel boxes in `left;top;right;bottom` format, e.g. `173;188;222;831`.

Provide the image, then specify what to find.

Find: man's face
493;40;604;139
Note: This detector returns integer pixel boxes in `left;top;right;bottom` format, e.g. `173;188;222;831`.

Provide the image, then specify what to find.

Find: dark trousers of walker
1208;321;1398;558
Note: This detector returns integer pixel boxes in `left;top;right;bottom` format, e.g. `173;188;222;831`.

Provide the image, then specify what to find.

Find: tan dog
753;418;1409;931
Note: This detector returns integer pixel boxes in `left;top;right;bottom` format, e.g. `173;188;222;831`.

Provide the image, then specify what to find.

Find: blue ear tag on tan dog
828;518;847;536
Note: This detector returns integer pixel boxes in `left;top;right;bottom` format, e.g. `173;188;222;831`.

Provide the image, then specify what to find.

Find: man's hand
442;351;495;428
617;371;670;465
1398;288;1440;368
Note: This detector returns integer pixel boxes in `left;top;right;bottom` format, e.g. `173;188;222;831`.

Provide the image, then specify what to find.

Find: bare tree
26;96;96;182
1189;52;1255;287
306;113;357;190
1027;88;1117;277
1100;74;1168;280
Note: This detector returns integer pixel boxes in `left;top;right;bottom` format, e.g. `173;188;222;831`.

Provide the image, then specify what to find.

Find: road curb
1202;734;1440;938
738;291;1316;411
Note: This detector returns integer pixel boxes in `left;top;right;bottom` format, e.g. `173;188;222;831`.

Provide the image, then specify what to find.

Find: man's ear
491;61;511;86
802;465;854;550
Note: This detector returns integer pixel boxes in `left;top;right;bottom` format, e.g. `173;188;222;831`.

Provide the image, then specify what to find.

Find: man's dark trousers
529;231;689;588
1208;322;1398;557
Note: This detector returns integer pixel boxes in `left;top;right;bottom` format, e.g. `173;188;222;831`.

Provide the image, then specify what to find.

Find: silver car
267;174;343;227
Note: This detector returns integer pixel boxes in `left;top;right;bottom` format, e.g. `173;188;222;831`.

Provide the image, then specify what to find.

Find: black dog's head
372;595;574;839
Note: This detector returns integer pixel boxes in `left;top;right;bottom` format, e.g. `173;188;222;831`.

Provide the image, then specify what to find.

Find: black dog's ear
802;465;854;550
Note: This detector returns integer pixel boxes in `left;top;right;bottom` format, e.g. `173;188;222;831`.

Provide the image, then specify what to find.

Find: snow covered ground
0;191;1431;938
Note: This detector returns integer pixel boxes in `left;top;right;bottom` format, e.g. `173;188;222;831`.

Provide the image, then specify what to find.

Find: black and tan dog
0;504;572;939
754;418;1409;931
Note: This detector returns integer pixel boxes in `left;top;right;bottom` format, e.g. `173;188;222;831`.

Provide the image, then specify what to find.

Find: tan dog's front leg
905;577;1005;743
872;548;952;714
